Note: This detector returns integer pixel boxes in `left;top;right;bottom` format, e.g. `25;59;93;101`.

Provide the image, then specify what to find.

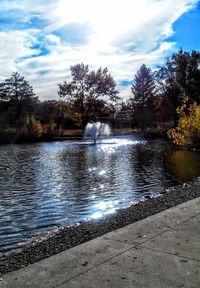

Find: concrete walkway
1;198;200;288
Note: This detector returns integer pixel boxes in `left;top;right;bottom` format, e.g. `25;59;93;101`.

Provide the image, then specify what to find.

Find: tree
0;72;39;126
36;100;64;124
168;97;200;148
131;64;156;130
58;63;119;127
20;116;44;139
156;49;200;122
154;95;174;123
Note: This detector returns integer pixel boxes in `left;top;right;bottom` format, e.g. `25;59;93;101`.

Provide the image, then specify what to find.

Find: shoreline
0;128;168;145
0;178;200;276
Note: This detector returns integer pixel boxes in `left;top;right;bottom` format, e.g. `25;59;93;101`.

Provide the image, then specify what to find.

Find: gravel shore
0;178;200;276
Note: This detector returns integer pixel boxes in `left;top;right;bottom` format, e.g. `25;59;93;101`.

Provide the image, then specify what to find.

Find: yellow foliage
168;97;200;148
20;116;44;139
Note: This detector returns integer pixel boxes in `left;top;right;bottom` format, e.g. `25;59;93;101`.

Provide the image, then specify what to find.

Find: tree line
0;49;200;147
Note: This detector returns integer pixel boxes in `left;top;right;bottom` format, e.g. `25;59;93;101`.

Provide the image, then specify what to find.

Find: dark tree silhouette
156;49;200;121
0;72;38;127
131;64;156;130
58;63;119;126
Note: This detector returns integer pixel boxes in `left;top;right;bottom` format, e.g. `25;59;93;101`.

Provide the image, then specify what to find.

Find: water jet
84;122;111;144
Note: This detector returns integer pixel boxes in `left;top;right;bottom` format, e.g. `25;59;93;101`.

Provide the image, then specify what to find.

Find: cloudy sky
0;0;200;100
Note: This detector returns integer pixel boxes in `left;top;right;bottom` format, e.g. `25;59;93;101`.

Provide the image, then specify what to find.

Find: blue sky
0;0;199;100
168;1;200;51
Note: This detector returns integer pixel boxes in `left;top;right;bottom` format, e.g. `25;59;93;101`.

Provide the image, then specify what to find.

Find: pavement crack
54;245;135;288
136;246;200;263
169;214;200;230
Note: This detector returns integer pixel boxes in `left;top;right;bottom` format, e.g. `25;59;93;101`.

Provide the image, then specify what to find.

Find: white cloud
0;30;39;74
0;0;199;100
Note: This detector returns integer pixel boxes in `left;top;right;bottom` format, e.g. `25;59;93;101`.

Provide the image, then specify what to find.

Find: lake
0;135;200;252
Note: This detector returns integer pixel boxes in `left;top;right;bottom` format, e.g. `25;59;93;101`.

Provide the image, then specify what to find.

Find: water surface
0;135;200;251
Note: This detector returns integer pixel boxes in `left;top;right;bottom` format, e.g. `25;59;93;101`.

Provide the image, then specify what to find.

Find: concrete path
1;198;200;288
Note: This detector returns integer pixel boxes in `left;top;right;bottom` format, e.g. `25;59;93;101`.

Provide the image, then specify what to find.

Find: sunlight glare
52;0;151;47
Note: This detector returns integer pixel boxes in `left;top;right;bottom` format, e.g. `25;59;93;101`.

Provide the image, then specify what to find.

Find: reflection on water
169;150;200;182
0;136;200;251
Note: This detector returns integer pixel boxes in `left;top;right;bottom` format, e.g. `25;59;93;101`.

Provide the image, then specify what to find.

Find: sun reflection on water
89;200;118;220
98;169;106;176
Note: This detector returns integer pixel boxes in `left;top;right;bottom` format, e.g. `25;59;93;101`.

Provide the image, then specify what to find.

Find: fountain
84;122;111;144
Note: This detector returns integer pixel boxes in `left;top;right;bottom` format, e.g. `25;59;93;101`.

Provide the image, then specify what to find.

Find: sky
0;0;200;100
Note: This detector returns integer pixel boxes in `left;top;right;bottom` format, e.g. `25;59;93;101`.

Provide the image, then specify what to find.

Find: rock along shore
0;178;200;276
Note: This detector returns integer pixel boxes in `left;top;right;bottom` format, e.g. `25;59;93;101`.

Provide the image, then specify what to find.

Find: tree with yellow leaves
20;116;44;139
168;97;200;148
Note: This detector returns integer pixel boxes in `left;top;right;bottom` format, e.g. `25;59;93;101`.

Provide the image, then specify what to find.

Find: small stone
180;259;188;263
82;261;88;266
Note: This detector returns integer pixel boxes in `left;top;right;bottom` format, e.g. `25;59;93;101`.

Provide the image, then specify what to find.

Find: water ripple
0;136;200;251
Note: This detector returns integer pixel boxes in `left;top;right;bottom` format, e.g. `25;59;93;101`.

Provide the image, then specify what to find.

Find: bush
168;97;200;148
43;120;57;137
20;116;44;139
